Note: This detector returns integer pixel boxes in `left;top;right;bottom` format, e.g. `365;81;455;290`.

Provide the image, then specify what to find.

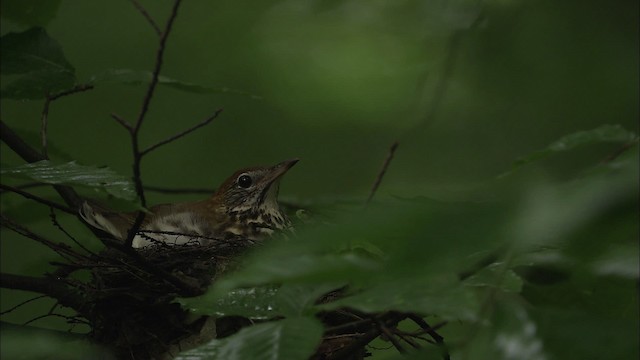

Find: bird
80;159;298;248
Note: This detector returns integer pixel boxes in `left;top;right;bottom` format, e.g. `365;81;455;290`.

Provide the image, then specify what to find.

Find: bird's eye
237;174;253;188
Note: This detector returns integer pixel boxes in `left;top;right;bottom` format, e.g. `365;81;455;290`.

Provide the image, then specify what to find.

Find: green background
1;0;638;357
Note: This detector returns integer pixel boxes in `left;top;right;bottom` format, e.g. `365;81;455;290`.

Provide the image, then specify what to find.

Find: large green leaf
463;263;523;293
0;27;75;99
88;69;261;98
179;286;281;319
1;160;136;201
176;317;323;360
501;124;638;176
318;276;479;321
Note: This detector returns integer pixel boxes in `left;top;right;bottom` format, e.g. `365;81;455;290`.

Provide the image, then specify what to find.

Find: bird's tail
79;201;126;240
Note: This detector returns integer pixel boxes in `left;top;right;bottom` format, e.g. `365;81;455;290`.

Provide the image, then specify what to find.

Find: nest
83;237;257;359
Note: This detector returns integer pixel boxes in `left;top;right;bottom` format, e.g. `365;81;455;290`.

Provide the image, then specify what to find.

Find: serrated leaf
176;317;323;360
0;27;75;99
88;69;261;99
501;124;638;176
1;161;136;201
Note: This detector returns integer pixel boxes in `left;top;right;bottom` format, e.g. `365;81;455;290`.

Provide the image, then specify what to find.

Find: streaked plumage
80;159;298;248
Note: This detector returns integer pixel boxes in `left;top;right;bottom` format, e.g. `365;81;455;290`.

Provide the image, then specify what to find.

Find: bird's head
214;159;298;220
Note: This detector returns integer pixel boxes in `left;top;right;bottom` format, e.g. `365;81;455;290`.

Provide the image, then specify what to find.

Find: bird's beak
261;158;299;187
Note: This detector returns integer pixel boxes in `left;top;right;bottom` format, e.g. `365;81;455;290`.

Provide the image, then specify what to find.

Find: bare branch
41;84;94;157
0;295;47;316
110;113;133;132
49;208;99;257
0;184;76;214
0;215;88;263
49;84;94;102
408;315;449;360
121;0;184;247
0;273;89;317
133;0;183;133
0;121;83;209
140;108;223;156
373;318;406;353
127;0;162;36
367;141;399;204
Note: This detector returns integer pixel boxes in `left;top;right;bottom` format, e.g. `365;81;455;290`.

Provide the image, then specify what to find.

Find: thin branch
49;208;99;257
0;184;76;214
373;318;406;354
0;295;47;316
0;321;88;340
49;84;94;102
110;113;133;131
0;215;88;263
41;84;94;157
366;141;399;204
121;0;184;247
0;273;89;317
127;0;162;36
0;121;83;209
408;315;450;360
41;98;52;158
134;0;183;133
140;108;223;156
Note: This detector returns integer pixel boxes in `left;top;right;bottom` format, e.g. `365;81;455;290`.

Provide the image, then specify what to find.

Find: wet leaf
1;161;136;201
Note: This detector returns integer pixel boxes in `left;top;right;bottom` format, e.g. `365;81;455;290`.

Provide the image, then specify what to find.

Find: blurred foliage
0;0;638;359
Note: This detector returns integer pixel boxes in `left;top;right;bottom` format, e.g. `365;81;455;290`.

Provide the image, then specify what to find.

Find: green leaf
88;69;261;99
460;300;549;360
464;263;524;293
1;160;136;201
591;243;639;279
0;0;62;27
211;251;379;297
319;276;479;321
275;283;342;317
179;286;281;319
0;27;75;99
176;317;323;360
501;124;638;176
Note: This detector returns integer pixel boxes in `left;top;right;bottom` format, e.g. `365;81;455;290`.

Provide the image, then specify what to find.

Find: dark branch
367;141;399;204
122;0;184;247
110;113;133;131
0;214;88;262
373;318;406;353
0;184;76;214
140;108;223;156
0;321;88;340
0;120;83;209
408;315;449;360
41;85;94;157
0;273;89;317
133;0;183;133
127;0;162;36
0;295;47;316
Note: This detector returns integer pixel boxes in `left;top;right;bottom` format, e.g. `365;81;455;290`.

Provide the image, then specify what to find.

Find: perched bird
80;159;298;248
